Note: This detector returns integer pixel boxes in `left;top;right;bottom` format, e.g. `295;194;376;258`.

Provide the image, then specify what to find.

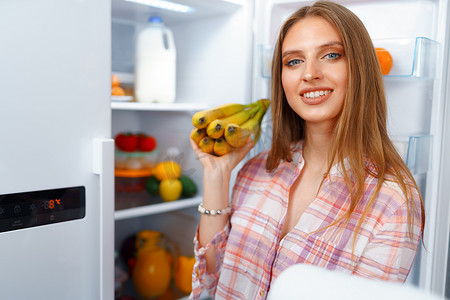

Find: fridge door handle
93;138;115;300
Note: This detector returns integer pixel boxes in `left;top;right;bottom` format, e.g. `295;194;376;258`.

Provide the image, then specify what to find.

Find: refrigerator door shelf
259;37;439;79
392;134;432;176
373;37;439;78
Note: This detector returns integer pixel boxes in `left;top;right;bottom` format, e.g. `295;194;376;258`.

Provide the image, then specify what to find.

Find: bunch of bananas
190;99;270;156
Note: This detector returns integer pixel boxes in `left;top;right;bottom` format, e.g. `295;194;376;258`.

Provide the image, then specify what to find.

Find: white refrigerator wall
251;0;449;295
0;0;112;299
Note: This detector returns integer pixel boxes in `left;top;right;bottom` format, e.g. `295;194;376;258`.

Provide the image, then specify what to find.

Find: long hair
266;1;424;246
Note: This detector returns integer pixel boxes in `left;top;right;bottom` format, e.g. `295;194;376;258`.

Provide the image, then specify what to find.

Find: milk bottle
135;16;176;103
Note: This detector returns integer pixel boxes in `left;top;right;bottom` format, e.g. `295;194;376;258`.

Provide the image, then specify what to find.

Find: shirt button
260;290;265;297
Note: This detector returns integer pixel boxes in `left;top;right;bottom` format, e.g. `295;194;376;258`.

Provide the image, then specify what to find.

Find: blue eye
324;53;342;60
285;59;302;66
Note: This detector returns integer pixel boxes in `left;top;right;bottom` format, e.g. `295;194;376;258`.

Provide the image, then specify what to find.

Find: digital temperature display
42;199;62;210
0;186;85;233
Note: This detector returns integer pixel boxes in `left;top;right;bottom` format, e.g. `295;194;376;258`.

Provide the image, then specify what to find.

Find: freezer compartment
392;134;432;176
259;37;439;79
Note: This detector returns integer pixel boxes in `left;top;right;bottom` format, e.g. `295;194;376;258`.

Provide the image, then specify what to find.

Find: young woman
190;1;424;299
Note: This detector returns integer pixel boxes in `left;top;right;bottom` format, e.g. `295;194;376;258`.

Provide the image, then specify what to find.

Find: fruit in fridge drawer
179;175;197;197
137;133;157;152
159;179;182;202
115;133;138;152
375;48;393;75
145;176;160;196
152;161;182;181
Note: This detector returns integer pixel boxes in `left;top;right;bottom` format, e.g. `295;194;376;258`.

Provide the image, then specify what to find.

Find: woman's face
281;16;348;128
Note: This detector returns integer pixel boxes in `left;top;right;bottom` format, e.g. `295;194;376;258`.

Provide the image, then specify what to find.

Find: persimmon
375;48;393;75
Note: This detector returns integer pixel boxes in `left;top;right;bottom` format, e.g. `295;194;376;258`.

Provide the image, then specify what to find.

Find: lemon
153;161;182;181
159;179;182;202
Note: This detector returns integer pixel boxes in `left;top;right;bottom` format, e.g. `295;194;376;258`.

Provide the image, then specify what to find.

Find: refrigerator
0;0;114;299
1;0;450;299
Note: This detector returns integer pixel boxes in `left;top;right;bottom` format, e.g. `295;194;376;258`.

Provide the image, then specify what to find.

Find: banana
190;128;206;144
213;137;233;156
192;103;251;129
258;98;271;110
224;100;270;148
198;136;214;154
206;104;261;139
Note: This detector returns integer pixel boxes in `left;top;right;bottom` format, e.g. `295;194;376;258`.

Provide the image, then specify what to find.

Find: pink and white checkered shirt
191;143;422;299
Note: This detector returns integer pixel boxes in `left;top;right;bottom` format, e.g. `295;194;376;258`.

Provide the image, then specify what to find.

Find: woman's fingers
190;135;255;172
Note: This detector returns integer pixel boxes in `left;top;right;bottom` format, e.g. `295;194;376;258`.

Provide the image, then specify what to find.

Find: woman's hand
190;136;254;175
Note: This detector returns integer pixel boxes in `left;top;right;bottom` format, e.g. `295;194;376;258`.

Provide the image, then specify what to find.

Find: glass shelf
115;193;202;221
259;37;439;79
111;101;209;112
392;134;432;175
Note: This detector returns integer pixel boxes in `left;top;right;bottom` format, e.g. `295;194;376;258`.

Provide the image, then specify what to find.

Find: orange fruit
152;161;182;181
111;74;121;87
375;48;393;75
111;85;125;96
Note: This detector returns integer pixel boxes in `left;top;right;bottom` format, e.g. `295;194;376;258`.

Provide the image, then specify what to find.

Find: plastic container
135;16;176;103
115;149;160;170
115;169;152;193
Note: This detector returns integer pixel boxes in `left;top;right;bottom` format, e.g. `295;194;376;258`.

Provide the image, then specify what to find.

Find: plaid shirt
191;143;422;299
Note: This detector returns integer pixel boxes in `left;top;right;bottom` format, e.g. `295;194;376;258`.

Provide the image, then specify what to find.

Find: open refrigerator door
251;0;450;297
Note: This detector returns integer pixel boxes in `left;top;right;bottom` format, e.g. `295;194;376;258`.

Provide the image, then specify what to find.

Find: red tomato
138;134;157;152
115;133;138;152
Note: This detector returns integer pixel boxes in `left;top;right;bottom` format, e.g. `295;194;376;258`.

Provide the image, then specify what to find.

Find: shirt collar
287;141;376;178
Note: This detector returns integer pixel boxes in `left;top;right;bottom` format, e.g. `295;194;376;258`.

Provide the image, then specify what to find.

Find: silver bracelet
198;203;231;216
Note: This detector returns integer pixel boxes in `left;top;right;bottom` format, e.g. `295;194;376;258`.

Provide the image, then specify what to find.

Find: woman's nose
302;61;321;81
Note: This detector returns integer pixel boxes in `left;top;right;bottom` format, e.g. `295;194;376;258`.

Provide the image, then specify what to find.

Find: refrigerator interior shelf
111;101;209;112
392;134;432;176
260;37;439;79
114;196;202;220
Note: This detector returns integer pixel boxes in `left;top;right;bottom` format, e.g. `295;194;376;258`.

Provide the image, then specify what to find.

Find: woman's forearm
198;168;231;273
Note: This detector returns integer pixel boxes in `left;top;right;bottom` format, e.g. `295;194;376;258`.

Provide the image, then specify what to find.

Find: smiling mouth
302;90;333;99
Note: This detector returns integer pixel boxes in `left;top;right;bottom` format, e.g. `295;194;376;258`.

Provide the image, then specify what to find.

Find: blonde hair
267;1;424;246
